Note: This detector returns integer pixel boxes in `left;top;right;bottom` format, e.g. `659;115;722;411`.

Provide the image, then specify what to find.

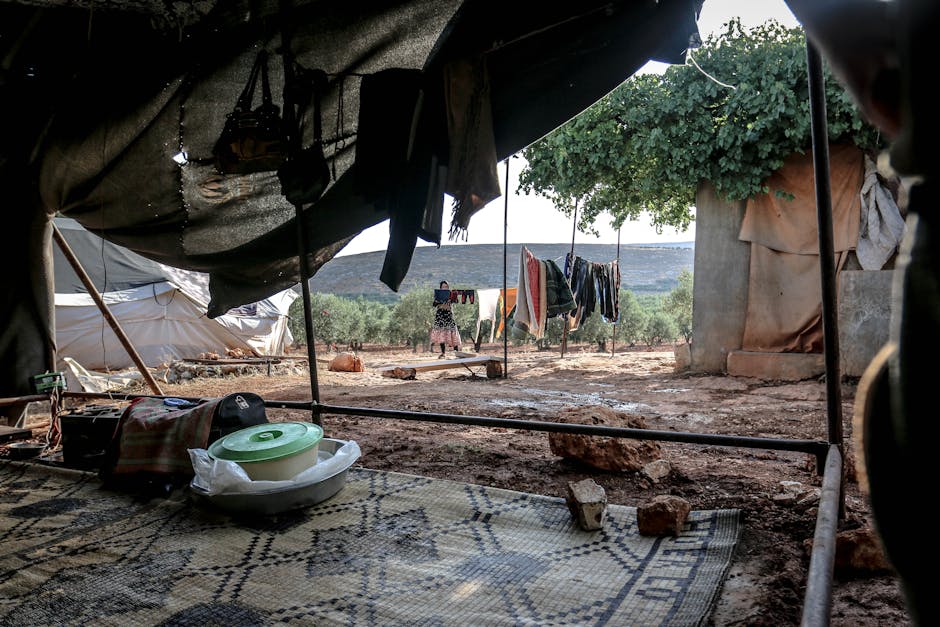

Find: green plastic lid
208;422;323;463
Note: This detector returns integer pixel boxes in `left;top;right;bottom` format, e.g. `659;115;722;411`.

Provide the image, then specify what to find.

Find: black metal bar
280;0;321;422
503;158;510;378
801;444;843;627
271;400;829;456
62;390;828;456
805;41;843;448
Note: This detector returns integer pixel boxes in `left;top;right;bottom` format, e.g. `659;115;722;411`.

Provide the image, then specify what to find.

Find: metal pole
612;226;621;357
51;224;164;396
801;445;843;627
61;391;830;460
503;158;510;378
806;41;842;456
280;0;320;422
561;201;578;357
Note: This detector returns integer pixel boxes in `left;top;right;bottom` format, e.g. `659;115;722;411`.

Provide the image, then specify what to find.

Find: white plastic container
208;422;324;481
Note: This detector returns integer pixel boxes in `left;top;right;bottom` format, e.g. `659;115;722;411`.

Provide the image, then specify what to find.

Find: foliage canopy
518;19;884;234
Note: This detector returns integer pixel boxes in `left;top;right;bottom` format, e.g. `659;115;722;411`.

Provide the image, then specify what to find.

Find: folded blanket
111;397;222;476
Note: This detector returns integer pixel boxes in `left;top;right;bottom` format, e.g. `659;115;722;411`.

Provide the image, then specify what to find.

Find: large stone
548;406;662;472
328;353;363;372
637;495;691;537
835;527;892;574
381;367;416;380
673;343;691;372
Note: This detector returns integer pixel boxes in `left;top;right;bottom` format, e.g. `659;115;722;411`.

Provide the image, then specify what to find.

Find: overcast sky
337;0;799;257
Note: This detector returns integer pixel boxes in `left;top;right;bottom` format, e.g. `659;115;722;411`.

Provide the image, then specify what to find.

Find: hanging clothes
494;287;518;340
513;247;575;339
565;254;621;330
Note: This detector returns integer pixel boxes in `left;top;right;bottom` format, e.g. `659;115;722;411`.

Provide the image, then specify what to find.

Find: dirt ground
11;342;912;625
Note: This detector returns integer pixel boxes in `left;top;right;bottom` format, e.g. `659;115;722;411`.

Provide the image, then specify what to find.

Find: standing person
431;280;461;358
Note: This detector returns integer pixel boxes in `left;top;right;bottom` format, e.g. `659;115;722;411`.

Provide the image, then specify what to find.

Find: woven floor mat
0;461;740;626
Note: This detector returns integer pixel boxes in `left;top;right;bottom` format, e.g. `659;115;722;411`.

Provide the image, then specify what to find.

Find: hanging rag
857;155;906;270
443;56;502;241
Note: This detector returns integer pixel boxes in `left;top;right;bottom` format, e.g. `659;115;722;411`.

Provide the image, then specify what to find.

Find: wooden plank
376;355;499;374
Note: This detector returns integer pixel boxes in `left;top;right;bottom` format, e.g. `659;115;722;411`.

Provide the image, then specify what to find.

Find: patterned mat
0;461;740;626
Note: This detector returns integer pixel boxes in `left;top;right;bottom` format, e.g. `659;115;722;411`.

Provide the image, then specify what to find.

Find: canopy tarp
0;0;702;401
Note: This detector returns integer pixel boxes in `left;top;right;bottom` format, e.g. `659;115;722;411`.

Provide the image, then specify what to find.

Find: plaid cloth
111;397;221;476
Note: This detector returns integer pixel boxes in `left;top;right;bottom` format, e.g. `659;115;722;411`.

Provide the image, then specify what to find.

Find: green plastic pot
208;422;324;481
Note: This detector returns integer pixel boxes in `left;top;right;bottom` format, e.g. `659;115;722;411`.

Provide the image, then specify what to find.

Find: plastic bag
188;438;361;496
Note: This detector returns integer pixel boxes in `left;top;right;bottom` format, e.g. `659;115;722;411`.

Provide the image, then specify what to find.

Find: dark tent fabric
52;218;168;295
0;0;702;400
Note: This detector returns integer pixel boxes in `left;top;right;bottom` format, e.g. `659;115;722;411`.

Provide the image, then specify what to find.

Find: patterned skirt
430;307;461;348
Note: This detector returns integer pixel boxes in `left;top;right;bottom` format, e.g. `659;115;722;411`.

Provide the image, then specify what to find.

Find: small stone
637;495;691;537
835;527;892;574
566;478;607;531
641;459;672;483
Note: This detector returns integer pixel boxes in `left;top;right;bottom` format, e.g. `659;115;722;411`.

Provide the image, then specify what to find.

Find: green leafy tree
641;311;679;348
518;19;883;234
570;311;613;351
288;292;340;349
663;270;693;344
389;289;435;352
357;297;391;347
328;296;365;350
613;289;648;347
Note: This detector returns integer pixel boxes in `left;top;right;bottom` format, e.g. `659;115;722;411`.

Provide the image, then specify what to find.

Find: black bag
209;392;269;445
213;50;289;175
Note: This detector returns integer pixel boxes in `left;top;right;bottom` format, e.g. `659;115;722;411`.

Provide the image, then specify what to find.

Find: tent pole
560;201;578;357
502;158;510;378
280;0;321;422
51;224;164;396
611;226;620;357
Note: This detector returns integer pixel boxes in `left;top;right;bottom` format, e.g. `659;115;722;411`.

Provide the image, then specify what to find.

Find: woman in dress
431;280;461;358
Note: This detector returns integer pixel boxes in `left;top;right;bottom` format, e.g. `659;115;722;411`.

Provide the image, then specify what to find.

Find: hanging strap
235;50;268;112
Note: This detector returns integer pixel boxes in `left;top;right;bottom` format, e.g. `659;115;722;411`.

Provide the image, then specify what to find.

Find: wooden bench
376;355;503;379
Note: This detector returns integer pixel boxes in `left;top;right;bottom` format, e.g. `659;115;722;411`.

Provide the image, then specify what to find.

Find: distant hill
307;243;694;302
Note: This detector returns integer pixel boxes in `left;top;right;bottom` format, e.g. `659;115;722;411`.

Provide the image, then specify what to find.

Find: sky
336;0;800;257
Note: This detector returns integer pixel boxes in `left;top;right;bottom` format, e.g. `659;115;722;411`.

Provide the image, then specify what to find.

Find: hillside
308;242;694;301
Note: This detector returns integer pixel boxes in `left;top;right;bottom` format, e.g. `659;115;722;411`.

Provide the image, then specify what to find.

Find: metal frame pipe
272;400;829;458
63;391;828;458
805;41;843;447
800;444;843;627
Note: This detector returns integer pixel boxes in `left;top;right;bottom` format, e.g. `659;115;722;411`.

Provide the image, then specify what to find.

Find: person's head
439;280;449;289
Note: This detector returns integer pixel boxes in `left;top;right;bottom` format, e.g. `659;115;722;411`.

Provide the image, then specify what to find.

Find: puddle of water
488;386;650;414
661;413;713;425
652;388;691;394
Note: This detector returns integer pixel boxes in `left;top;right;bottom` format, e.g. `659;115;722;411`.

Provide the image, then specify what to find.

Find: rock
641;459;672;483
382;367;416;380
328;353;363;372
834;527;892;574
637;495;691;537
673;343;691;372
565;478;607;531
548;406;662;472
485;360;503;378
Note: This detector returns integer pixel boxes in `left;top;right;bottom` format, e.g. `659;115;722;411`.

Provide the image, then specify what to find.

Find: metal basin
189;438;355;515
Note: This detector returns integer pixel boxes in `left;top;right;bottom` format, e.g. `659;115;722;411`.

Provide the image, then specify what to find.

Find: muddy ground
10;343;912;625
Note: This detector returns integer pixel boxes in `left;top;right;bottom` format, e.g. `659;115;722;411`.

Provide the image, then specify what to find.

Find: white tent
53;218;298;371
